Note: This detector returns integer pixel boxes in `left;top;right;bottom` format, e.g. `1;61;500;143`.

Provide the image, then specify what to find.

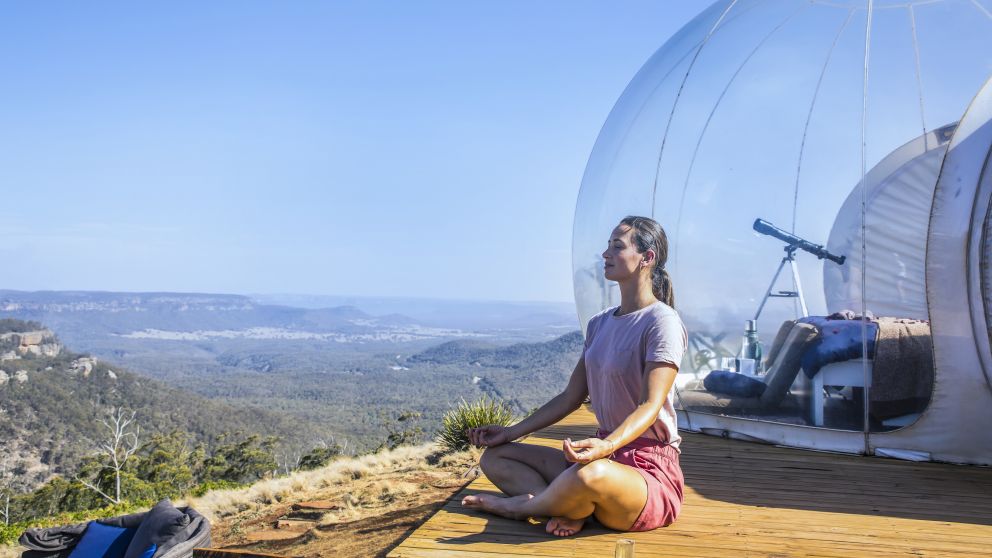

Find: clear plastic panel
573;0;734;330
574;0;992;432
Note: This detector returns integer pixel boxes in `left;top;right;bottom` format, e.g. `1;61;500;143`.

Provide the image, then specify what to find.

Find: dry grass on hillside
195;442;480;558
0;545;19;558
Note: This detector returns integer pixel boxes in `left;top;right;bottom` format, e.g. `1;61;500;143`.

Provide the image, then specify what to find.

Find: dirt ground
209;452;478;558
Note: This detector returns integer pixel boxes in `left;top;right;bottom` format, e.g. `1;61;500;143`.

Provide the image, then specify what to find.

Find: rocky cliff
0;329;62;360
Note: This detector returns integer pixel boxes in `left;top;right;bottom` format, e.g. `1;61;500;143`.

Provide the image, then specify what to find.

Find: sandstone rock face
0;370;8;385
17;331;45;345
14;370;28;383
107;370;118;380
0;330;62;358
70;357;98;377
0;351;16;361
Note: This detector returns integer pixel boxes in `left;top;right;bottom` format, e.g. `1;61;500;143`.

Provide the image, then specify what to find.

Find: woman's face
602;224;652;282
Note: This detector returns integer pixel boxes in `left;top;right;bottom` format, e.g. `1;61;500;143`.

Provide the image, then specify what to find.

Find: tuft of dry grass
0;545;19;558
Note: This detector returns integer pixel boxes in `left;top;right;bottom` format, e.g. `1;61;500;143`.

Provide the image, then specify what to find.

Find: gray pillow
764;319;798;369
759;322;818;407
123;499;190;558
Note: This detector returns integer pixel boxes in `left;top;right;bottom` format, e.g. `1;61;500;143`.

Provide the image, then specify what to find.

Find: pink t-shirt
582;301;687;451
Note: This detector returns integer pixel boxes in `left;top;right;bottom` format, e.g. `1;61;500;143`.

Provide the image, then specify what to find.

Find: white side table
811;358;872;426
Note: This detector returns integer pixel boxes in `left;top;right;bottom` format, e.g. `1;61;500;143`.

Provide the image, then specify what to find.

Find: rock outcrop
0;330;62;358
70;357;98;377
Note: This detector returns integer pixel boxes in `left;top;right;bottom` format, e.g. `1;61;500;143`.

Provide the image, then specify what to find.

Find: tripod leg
754;258;790;321
790;257;809;317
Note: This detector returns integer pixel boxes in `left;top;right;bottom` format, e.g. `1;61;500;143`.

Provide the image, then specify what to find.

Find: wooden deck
389;407;992;557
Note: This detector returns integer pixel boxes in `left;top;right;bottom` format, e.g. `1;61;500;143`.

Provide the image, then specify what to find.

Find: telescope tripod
754;245;808;322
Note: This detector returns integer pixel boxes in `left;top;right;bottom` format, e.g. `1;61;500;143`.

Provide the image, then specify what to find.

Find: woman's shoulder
647;301;681;319
585;306;617;332
643;302;686;331
589;305;619;321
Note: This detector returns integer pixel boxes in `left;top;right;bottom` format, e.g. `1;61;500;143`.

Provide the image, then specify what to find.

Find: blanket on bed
872;317;933;418
798;316;877;377
797;314;932;419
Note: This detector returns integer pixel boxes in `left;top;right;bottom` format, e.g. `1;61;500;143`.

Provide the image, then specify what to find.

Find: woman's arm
468;357;589;447
563;361;677;463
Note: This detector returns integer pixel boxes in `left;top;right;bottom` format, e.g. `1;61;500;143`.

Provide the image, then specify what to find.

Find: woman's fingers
468;427;483;446
467;425;504;447
564;437;604;464
563;438;584;463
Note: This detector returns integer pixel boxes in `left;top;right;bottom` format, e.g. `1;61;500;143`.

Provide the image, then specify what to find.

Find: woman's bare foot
461;493;533;520
545;516;586;537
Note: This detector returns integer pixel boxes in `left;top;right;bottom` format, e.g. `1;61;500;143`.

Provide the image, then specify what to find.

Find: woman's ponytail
652;266;675;308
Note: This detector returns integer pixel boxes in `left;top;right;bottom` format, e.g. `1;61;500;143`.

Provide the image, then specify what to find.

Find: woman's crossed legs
461;442;648;536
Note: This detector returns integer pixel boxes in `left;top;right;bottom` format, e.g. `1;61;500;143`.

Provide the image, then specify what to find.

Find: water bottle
739;320;763;374
615;538;635;558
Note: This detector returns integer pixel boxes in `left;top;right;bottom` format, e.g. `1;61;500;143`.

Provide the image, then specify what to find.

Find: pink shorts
597;429;684;531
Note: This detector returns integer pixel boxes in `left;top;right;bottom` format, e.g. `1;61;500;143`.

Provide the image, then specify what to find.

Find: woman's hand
466;425;513;448
563;437;615;464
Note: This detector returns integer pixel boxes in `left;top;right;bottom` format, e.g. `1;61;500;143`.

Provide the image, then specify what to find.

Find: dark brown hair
619;215;675;308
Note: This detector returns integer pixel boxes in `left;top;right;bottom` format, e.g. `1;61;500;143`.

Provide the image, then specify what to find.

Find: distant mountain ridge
409;331;583;369
0;291;435;354
250;293;578;330
0;290;399;333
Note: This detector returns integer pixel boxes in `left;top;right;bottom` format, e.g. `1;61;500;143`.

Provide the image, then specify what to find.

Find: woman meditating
462;215;687;536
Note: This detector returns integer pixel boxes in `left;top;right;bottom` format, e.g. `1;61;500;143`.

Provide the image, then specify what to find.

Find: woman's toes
546;516;585;537
461;494;485;508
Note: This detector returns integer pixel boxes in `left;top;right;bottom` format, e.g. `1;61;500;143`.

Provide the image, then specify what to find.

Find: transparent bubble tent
572;0;992;464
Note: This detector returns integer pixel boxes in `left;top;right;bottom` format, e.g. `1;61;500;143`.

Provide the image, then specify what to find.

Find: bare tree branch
75;476;117;505
0;459;10;526
79;407;141;504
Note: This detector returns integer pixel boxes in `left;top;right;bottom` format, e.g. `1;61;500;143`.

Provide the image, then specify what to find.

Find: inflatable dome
573;0;992;464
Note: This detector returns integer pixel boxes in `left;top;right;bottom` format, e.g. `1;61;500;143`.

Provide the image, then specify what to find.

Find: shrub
437;396;516;453
299;446;342;471
0;501;146;545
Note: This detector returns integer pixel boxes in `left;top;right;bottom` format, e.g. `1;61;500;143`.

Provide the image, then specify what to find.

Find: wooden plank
429;506;992;546
389;407;992;558
411;510;992;555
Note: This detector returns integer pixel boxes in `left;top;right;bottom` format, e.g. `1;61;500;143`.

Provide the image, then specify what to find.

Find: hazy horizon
0;287;578;306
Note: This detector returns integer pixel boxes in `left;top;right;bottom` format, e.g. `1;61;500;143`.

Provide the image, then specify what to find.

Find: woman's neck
616;278;658;316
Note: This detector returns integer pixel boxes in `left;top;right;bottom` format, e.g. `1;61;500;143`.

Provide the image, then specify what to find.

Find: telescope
753;218;846;265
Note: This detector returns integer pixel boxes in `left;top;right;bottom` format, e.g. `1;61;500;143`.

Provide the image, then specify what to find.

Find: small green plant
437;396;516;453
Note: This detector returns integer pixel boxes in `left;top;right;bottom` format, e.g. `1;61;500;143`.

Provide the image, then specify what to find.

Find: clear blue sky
0;1;705;302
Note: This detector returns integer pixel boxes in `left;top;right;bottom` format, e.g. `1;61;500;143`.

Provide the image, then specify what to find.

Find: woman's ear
642;249;656;267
